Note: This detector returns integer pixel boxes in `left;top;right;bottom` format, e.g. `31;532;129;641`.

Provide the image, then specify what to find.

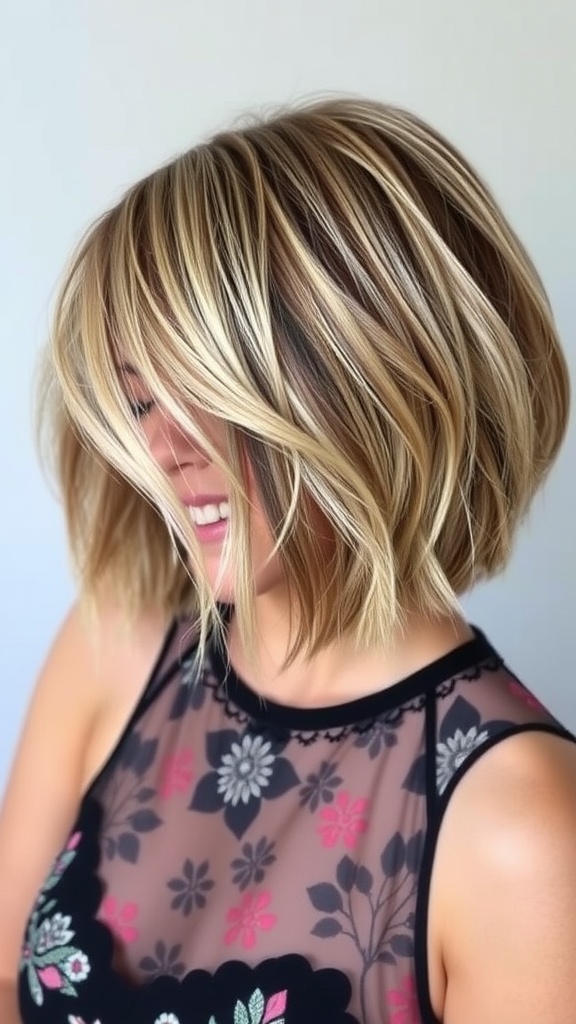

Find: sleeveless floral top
18;615;575;1024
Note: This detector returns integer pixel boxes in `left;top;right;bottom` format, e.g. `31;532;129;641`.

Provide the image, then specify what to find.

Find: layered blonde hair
39;97;570;663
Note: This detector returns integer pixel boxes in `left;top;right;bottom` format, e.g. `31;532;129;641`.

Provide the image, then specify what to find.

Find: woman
0;98;574;1024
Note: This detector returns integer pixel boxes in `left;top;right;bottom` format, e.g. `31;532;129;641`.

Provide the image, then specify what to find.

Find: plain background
0;0;574;793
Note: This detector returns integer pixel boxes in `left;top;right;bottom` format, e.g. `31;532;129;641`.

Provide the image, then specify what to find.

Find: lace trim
201;654;505;745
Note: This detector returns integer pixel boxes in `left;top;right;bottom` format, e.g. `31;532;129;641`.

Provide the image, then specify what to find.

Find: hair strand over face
38;96;570;665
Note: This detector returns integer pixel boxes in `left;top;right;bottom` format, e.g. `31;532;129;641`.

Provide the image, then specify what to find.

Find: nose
144;408;210;475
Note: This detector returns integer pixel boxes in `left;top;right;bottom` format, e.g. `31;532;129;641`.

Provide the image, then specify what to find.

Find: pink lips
185;495;230;545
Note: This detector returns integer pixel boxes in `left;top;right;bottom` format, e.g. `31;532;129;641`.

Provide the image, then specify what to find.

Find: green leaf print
35;945;78;968
234;999;250;1024
248;989;265;1023
27;964;43;1007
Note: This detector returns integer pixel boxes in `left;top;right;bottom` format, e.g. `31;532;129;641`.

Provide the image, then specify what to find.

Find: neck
226;590;474;708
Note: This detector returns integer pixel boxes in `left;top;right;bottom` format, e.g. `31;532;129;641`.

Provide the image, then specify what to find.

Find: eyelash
129;399;154;419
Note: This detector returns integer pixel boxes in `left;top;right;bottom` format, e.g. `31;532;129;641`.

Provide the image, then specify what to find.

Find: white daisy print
63;951;91;982
35;912;74;953
154;1014;181;1024
217;734;275;806
436;726;489;794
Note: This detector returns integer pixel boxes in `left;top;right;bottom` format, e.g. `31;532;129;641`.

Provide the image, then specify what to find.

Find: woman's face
123;368;285;603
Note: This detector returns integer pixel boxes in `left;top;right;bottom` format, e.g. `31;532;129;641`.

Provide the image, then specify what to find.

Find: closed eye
129;399;154;419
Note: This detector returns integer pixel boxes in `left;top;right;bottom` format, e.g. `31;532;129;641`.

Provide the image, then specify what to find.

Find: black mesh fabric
18;618;575;1024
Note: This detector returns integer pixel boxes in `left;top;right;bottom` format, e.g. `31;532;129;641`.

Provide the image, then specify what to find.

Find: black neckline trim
208;626;499;733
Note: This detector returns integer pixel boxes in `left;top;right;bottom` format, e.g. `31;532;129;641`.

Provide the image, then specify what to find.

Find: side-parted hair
39;97;570;663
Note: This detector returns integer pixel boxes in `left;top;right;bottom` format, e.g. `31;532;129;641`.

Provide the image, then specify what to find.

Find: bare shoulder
0;598;168;981
431;728;576;1024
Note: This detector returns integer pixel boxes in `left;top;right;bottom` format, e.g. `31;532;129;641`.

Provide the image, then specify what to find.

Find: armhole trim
414;722;576;1024
82;618;185;800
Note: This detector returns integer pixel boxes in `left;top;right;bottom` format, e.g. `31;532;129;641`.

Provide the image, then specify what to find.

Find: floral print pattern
191;729;299;838
307;830;423;1023
167;859;215;915
139;940;186;979
299;761;343;811
435;695;510;795
386;976;419;1024
231;838;277;891
101;729;162;864
99;897;140;943
436;725;488;794
20;833;92;1006
318;792;369;849
209;987;287;1024
158;749;194;799
18;621;573;1024
224;891;277;949
217;735;276;805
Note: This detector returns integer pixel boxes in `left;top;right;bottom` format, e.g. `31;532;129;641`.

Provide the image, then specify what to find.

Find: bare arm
0;979;20;1024
0;600;167;1021
432;730;576;1023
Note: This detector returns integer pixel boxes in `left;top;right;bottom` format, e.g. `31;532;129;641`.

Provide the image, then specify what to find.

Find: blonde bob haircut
39;97;570;665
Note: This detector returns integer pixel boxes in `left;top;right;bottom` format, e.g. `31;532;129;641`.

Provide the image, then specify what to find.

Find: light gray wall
1;0;574;790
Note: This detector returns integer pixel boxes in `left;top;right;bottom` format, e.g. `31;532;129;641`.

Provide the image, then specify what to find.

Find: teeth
189;501;230;526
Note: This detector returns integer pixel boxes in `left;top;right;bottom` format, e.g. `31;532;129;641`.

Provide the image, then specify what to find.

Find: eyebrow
117;361;141;377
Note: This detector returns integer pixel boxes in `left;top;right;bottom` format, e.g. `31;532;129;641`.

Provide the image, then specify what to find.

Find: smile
188;501;230;526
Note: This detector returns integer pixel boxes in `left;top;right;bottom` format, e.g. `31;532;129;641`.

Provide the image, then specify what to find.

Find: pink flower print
54;831;82;875
387;975;419;1024
263;989;287;1022
224;890;277;949
37;965;63;990
318;791;369;848
66;832;81;851
158;748;194;799
508;679;546;712
99;896;140;943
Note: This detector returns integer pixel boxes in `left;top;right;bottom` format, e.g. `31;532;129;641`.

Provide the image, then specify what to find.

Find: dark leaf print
104;836;117;859
224;796;261;840
190;772;221;812
139;956;158;971
355;866;373;895
406;830;425;874
117;831;140;863
136;787;156;803
381;832;406;877
206;730;241;769
377;950;396;964
439;696;480;742
390;933;414;957
119;732;141;770
402;753;426;794
336;855;357;894
264;757;300;799
312;917;344;938
307;883;343;913
129;809;162;833
134;737;158;776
